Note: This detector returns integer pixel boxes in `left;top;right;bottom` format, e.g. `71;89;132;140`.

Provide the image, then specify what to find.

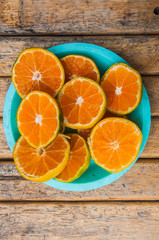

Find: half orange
55;134;91;182
101;63;142;115
61;55;100;82
88;118;142;173
17;91;60;148
13;134;70;182
58;77;107;129
12;48;65;98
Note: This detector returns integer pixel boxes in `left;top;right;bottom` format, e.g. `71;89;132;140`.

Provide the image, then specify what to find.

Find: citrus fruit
55;134;91;182
13;134;70;182
88;118;142;173
58;77;107;129
12;48;65;98
17;91;60;148
60;55;100;83
78;111;126;140
101;63;142;115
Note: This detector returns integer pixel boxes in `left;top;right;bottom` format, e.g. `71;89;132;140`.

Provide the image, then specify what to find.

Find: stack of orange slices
12;48;143;183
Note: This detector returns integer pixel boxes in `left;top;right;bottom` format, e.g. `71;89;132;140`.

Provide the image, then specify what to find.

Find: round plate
3;43;151;191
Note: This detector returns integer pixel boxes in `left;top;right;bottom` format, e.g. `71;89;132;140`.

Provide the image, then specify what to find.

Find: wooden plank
0;0;159;35
0;202;159;239
1;76;158;117
141;117;159;158
0;117;158;159
0;160;159;201
143;77;159;116
0;77;11;117
1;36;159;76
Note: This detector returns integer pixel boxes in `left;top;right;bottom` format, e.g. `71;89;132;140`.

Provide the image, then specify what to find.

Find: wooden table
0;1;159;239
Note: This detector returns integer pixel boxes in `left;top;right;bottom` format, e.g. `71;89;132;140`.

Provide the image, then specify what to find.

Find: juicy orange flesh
101;66;140;112
14;50;63;97
78;111;126;140
56;135;87;181
60;80;104;125
18;93;58;147
61;56;99;82
91;119;142;171
14;135;68;177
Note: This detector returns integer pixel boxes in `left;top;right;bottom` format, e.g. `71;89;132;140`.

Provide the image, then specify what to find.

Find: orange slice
88;118;142;173
17;91;60;148
61;55;100;82
58;77;107;129
12;48;65;98
101;63;142;115
13;134;70;182
55;134;91;182
78;111;126;141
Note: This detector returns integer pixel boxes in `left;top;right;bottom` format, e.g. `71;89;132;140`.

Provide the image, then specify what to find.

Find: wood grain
1;76;158;117
0;117;158;159
0;77;11;117
0;0;159;35
1;36;159;76
0;202;158;239
0;160;159;201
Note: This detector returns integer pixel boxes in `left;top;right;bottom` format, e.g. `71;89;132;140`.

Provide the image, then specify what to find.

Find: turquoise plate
3;43;151;191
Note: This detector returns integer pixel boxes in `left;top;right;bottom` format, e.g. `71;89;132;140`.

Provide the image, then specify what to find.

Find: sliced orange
12;48;65;98
78;111;126;141
88;118;142;173
58;77;106;129
101;63;142;115
13;134;70;182
55;134;91;182
61;55;100;83
17;91;60;148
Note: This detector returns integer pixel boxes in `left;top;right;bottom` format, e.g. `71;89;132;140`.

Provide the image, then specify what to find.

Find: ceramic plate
3;43;151;191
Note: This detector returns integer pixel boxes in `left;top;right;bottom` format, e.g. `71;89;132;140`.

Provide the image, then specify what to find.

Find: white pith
76;96;83;106
32;71;41;81
35;114;43;126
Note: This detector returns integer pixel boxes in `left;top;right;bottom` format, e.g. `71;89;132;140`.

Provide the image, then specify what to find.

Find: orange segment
61;55;100;83
78;111;127;140
101;63;142;114
12;48;65;98
58;77;107;129
17;91;60;148
13;134;70;182
55;134;91;182
88;118;142;173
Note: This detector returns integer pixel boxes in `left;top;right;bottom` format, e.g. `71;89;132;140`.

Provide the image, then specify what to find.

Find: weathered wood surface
0;117;158;159
0;0;159;35
0;160;159;201
0;36;159;76
0;1;159;239
0;202;159;239
1;76;158;117
0;77;10;117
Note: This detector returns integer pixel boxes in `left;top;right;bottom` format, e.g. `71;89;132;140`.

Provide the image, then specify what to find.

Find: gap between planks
1;33;159;37
0;200;159;204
